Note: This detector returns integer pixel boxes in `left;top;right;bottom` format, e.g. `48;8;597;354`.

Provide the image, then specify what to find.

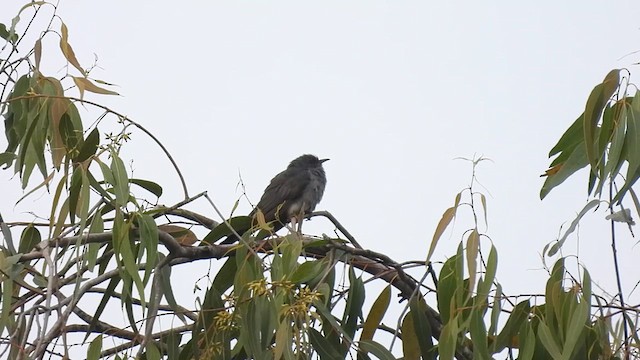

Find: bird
221;154;329;244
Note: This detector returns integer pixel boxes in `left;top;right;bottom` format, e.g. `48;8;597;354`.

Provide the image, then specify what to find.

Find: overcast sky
2;0;640;328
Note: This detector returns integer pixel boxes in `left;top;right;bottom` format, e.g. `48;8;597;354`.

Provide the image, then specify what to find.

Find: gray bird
221;154;329;243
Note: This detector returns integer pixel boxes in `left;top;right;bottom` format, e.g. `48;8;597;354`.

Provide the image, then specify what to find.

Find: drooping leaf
548;114;584;158
466;229;479;296
18;224;41;254
76;127;100;163
400;312;421;360
538;322;563;359
342;270;365;347
309;328;343;360
0;152;16;169
59;113;83;157
438;254;461;323
427;202;457;262
358;340;396;360
110;152;130;207
86;335;102;360
540;141;589;199
360;285;391;341
0;22;18;43
130;178;163;197
59;22;85;75
470;307;490;360
438;319;458;360
68;166;83;223
477;245;497;304
289;260;323;284
72;77;119;99
201;216;252;245
158;224;197;246
491;300;530;353
139;214;159;281
87;276;120;342
584;70;620;172
157;255;187;324
409;297;435;359
547;199;601;256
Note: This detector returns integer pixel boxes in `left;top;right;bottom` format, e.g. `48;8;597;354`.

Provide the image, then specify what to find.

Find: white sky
2;0;640;347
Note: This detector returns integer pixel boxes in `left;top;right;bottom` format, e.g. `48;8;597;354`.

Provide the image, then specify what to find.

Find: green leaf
0;212;17;255
164;331;181;360
488;283;502;337
401;312;421;360
289;260;323;284
477;245;497;303
59;112;83;157
16;99;44;188
113;211;145;307
517;322;536;360
604;104;628;185
145;341;162;360
158;254;186;323
138;214;159;283
86;335;102;360
625;95;640;180
427;204;457;262
584;69;620;172
438;254;461;323
538;322;563;359
201;216;252;244
86;276;120;342
491;300;530;353
110;152;129;207
358;340;396;360
315;300;354;345
76;127;100;162
69;166;83;223
540;141;589;199
470;307;490;360
18;224;41;254
561;299;588;359
309;328;343;360
130;178;163;198
408;297;435;359
547;199;600;256
466;229;479;296
438;319;458;360
0;22;18;42
273;320;292;360
343;270;365;346
0;152;16;169
549;114;584;158
360;285;391;341
85;209;104;271
87;169;114;202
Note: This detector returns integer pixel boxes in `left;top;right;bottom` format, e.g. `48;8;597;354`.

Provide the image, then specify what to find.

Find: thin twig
609;181;630;359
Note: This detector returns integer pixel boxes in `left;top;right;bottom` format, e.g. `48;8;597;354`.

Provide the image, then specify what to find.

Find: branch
311;210;363;249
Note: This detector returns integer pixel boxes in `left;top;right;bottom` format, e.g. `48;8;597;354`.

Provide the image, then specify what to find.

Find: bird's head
288;154;329;169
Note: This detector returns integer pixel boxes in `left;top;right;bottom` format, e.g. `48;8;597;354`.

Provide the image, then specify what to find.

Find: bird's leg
286;211;305;235
287;217;298;234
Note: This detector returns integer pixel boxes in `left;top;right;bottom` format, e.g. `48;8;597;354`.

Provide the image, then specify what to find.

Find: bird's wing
251;167;311;222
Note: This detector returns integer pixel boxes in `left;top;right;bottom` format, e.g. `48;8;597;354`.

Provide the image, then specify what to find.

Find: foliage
0;2;637;360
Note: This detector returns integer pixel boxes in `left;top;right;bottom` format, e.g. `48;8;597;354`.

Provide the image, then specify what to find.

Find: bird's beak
320;158;330;163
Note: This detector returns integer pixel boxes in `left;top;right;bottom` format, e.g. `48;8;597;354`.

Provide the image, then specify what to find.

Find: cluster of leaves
541;69;640;205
